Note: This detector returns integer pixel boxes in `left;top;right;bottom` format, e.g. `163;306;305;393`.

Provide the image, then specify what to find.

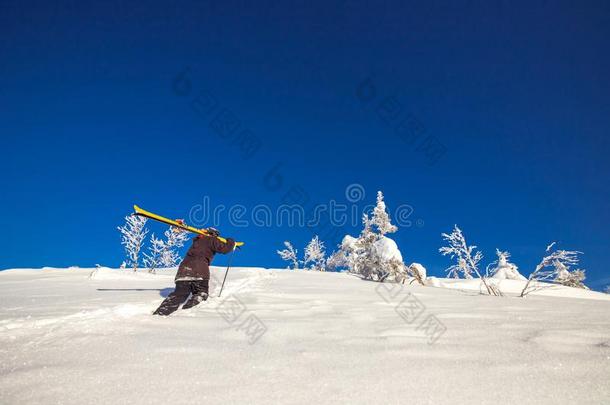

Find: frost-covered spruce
342;192;410;282
371;191;397;236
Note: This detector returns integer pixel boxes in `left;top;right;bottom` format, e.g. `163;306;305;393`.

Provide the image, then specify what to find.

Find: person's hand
174;218;185;225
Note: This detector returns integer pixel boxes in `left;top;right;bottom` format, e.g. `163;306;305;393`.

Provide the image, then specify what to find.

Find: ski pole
218;248;237;298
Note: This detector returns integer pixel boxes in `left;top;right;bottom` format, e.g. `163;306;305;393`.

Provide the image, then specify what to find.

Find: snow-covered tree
520;243;584;297
144;227;189;272
338;192;413;283
439;225;496;295
337;235;358;273
486;249;526;280
118;215;149;271
439;225;481;279
277;241;300;270
605;285;610;294
371;191;397;236
553;260;588;289
304;236;326;271
144;234;165;272
326;249;347;272
344;212;412;283
162;227;189;264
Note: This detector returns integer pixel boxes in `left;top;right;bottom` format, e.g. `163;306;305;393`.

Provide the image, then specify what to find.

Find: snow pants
153;280;209;316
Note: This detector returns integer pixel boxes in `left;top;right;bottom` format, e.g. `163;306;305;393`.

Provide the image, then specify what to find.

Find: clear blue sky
1;1;609;289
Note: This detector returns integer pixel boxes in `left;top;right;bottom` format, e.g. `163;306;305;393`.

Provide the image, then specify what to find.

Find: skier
153;221;235;316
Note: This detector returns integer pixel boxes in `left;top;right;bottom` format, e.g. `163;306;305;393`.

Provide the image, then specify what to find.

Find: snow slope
1;267;609;404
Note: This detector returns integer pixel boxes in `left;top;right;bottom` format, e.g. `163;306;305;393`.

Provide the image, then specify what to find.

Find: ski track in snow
0;267;609;404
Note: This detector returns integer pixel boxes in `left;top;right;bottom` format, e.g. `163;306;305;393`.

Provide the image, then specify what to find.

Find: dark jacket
175;235;235;280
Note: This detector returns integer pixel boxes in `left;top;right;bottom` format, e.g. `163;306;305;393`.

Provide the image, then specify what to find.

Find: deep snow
1;267;609;404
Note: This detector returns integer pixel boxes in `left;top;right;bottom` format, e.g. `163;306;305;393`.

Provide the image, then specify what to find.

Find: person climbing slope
153;221;235;316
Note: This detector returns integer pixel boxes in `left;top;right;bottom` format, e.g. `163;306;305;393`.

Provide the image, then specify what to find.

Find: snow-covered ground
1;267;609;404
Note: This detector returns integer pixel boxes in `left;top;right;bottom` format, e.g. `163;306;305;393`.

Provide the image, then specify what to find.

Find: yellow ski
133;205;244;247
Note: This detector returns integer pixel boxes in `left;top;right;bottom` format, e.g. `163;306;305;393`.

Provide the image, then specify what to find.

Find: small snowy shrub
439;225;497;295
276;238;330;271
277;241;300;270
371;191;398;236
439;225;481;279
304;236;326;271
